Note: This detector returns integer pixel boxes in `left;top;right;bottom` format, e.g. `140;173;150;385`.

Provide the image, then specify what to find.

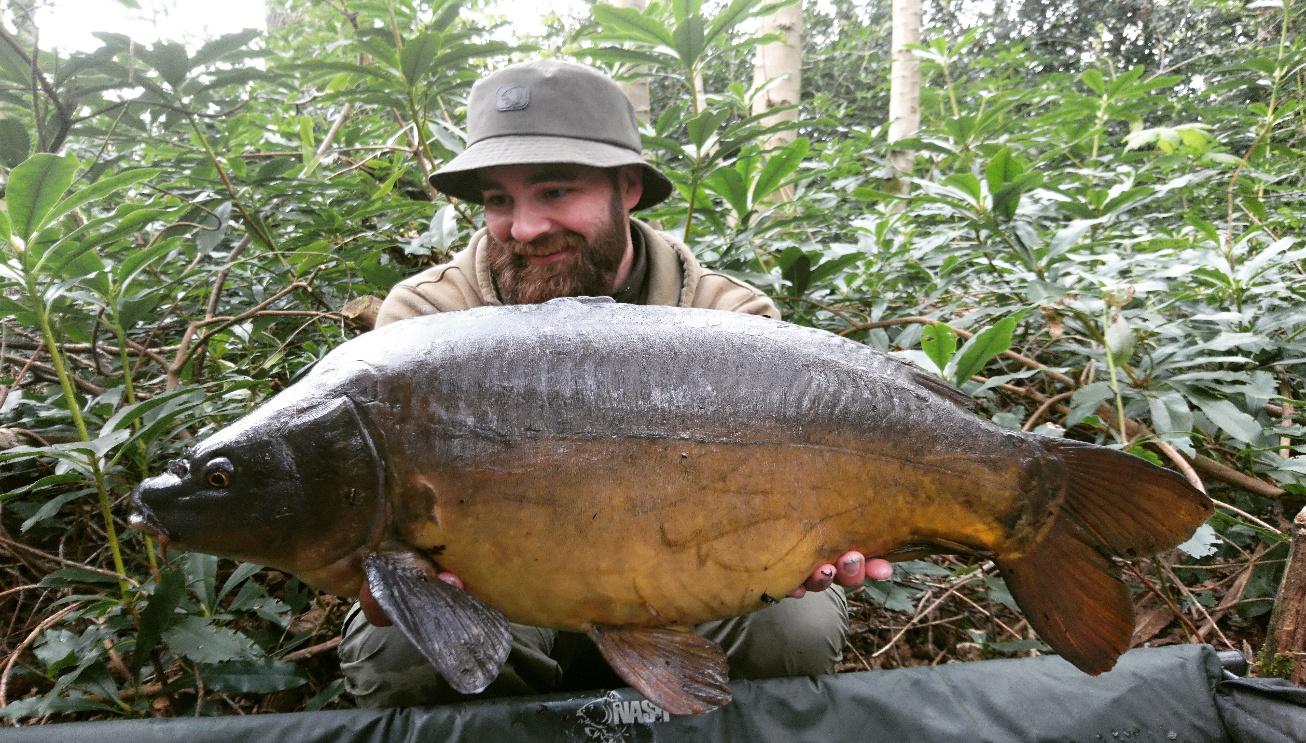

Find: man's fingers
359;580;393;627
866;558;894;582
436;571;465;590
804;564;837;592
835;551;865;586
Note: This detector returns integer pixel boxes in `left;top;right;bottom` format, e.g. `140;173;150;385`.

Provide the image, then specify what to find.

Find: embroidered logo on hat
496;85;530;112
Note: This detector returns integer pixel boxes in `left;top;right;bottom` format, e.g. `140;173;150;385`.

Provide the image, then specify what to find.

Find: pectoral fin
588;625;731;716
363;551;511;694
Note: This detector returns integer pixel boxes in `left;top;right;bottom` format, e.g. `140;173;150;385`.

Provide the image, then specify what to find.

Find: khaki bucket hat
429;59;672;210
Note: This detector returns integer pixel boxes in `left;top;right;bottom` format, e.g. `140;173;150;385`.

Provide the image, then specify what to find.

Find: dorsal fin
887;355;979;412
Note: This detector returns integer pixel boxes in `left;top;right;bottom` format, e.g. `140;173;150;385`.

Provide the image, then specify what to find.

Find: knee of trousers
697;585;849;680
338;603;563;708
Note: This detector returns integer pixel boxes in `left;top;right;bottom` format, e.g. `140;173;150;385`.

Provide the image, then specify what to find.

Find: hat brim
428;135;672;211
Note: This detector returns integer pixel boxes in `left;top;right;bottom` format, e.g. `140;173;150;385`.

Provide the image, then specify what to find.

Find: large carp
130;298;1211;714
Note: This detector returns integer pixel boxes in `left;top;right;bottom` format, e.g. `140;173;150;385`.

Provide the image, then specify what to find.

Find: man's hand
788;551;893;598
358;569;465;627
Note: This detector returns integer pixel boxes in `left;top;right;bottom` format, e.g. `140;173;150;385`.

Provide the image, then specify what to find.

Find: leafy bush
1;0;1302;722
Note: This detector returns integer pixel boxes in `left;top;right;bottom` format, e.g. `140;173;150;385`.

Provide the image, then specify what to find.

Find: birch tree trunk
1265;505;1306;684
608;0;652;125
751;1;803;204
887;0;922;195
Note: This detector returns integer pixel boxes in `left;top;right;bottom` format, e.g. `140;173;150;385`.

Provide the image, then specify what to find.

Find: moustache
501;232;586;258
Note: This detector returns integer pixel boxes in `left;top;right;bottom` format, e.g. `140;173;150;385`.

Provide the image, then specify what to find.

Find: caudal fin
998;439;1213;674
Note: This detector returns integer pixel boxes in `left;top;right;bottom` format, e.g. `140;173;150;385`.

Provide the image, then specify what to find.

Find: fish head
130;395;386;589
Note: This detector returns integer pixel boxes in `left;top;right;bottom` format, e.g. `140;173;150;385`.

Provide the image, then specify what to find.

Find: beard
485;196;629;305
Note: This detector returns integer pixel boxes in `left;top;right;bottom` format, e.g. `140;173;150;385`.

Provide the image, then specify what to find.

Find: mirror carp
129;298;1213;715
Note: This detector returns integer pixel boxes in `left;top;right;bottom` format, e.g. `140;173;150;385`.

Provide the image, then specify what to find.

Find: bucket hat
429;59;672;210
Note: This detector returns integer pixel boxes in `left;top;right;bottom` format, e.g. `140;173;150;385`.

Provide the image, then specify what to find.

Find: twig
0;535;139;586
1125;563;1201;640
1021;390;1073;431
0;604;83;716
280;636;342;663
872;570;986;658
1212;498;1283;536
1160;563;1233;649
1;354;106;395
0;340;42;409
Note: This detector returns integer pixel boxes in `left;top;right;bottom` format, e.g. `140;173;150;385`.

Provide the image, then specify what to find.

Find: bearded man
339;59;891;708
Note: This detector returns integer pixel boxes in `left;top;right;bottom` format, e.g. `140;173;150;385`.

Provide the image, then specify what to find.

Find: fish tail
996;438;1213;674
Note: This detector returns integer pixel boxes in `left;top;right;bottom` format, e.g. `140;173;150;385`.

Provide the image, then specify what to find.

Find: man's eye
483;194;509;208
541;188;570;200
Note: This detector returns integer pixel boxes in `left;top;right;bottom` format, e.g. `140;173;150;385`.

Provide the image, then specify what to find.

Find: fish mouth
127;489;171;542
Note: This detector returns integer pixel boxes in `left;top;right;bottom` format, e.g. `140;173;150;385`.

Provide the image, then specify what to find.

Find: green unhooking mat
3;644;1302;742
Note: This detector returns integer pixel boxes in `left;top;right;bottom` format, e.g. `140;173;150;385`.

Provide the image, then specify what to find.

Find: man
339;59;891;708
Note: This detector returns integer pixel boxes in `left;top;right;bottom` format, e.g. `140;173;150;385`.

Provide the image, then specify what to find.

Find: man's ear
617;165;644;212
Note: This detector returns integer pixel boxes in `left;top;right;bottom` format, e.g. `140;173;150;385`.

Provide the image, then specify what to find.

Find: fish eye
204;457;234;489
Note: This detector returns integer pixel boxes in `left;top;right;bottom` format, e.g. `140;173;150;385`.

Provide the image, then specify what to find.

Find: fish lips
127;476;175;544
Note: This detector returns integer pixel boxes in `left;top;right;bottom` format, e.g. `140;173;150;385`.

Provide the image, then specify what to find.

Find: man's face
480;164;641;305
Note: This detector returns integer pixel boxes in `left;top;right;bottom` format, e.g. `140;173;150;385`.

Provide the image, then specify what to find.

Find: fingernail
841;556;862;574
820;567;835;579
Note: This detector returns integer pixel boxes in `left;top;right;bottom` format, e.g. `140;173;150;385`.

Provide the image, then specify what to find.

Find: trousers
338;586;848;708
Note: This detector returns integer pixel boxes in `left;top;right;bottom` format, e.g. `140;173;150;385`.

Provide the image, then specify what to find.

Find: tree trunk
608;0;652;125
752;1;803;148
1264;505;1306;684
887;0;922;195
751;1;804;204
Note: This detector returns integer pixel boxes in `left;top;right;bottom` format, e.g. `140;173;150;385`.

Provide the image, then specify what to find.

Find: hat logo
496;85;530;112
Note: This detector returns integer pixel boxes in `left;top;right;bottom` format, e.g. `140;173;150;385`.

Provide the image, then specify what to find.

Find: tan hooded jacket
375;219;779;326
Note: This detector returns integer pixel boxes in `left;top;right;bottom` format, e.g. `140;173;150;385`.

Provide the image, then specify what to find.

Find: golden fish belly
396;434;1027;629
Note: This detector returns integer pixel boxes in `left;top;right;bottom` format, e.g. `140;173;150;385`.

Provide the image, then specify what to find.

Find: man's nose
509;203;553;243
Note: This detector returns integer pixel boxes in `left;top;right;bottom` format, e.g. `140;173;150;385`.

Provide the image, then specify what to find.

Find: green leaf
671;10;706;68
941;173;983;206
754;137;808;202
703;167;750;218
203;659;307;693
921;323;958;373
40;567;122;587
99;387;196;438
592;4;675;47
809;252;865;285
984;147;1023;194
185;552;219;608
580;46;676;70
400;32;441;84
6;153;79;241
133;569;186;673
947;313;1022;384
1105;316;1134;364
684;108;729;150
143;41;190;88
162;617;261;664
782;252;810;295
217;562;265;604
191;29;261;69
0;117;31;168
44;168;162;228
1191;396;1262;445
20;489;92;532
306;678;347;711
1081;69;1105;95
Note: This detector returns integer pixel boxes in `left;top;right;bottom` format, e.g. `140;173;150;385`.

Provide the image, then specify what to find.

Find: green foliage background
0;0;1302;722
